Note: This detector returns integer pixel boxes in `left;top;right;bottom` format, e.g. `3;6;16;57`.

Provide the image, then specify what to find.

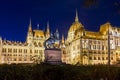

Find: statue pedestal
44;49;62;64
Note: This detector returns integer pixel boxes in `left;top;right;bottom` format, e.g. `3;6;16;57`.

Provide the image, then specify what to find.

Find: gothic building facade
65;10;120;65
1;10;120;65
0;20;51;64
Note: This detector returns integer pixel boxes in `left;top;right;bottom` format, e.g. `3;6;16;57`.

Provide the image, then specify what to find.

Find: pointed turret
46;21;50;39
55;28;59;40
28;19;32;32
37;24;39;30
47;21;50;34
62;34;65;44
61;34;66;48
26;19;33;44
75;9;79;22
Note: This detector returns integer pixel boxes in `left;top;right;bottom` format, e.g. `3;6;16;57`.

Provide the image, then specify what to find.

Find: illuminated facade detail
65;10;120;65
0;19;51;64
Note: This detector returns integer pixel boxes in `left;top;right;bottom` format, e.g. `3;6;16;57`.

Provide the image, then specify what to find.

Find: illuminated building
0;19;50;64
0;10;120;65
65;10;120;65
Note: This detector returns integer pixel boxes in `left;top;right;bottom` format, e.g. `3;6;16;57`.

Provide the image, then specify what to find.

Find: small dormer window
38;42;42;47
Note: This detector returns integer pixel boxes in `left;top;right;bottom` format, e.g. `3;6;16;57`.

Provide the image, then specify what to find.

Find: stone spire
28;19;32;32
26;18;33;44
62;34;65;44
46;21;50;34
75;9;79;22
46;21;50;39
55;28;59;40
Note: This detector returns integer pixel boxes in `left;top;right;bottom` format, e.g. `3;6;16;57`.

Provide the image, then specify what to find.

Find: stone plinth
44;49;62;64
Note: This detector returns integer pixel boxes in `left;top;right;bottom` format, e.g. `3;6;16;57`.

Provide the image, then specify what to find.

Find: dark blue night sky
0;0;120;42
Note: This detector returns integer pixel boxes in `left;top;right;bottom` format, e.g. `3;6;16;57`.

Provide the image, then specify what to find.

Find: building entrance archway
82;55;88;65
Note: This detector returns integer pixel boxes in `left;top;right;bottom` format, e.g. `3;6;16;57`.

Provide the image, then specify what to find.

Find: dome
74;27;85;39
68;10;84;33
75;27;84;35
67;10;85;42
69;21;83;33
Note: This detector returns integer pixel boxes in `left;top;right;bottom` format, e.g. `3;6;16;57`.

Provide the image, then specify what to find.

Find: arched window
89;57;92;60
94;57;96;60
34;42;36;45
38;42;42;47
30;49;32;53
116;53;118;55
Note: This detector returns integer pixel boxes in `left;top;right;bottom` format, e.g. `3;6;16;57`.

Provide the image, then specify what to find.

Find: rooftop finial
56;28;58;32
75;9;79;22
37;24;39;29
